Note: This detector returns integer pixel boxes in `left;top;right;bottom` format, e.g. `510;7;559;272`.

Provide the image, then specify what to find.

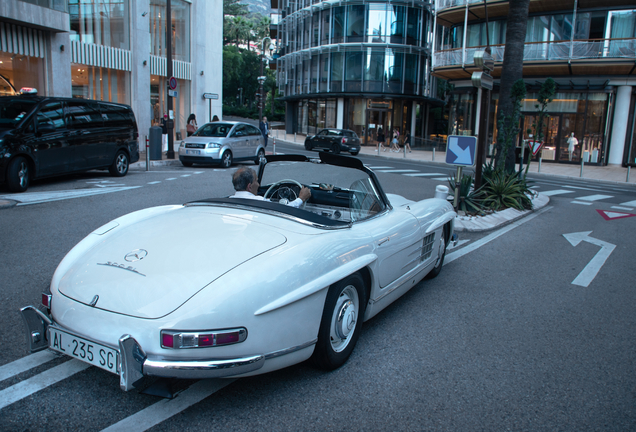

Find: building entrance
365;109;391;147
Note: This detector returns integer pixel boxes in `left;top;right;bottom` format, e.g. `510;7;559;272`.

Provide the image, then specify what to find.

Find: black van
0;91;140;192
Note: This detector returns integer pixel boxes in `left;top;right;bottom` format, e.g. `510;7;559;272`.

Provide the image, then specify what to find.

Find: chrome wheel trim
115;153;128;174
18;161;28;188
330;285;359;353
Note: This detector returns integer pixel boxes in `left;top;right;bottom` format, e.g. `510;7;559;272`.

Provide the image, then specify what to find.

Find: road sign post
445;135;478;210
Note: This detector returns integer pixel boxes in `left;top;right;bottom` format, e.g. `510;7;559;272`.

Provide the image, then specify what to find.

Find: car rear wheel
7;156;30;192
254;148;265;165
311;273;366;370
181;161;193;167
426;228;447;279
304;141;312;151
220;151;233;168
331;144;341;155
109;151;129;177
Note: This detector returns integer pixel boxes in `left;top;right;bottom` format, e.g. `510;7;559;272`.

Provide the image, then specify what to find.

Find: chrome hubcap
116;155;127;173
330;285;359;353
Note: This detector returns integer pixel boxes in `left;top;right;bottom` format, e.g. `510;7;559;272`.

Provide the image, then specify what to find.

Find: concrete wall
130;0;152;145
0;1;69;32
46;32;72;97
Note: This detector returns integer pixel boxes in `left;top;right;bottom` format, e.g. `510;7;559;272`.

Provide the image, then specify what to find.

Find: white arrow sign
448;137;474;165
562;231;616;287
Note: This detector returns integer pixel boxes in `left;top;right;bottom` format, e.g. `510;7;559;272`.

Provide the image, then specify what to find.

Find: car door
246;124;262;156
28;102;72;177
312;129;329;149
66;101;105;170
229;124;249;158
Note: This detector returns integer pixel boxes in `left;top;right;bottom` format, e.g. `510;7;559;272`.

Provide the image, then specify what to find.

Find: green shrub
481;171;533;211
448;173;485;215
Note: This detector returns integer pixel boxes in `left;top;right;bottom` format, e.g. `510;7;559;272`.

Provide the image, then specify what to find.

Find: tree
223;0;248;17
495;0;531;173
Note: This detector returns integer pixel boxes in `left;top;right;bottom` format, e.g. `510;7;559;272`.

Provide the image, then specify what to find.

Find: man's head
232;167;259;195
263;116;268;123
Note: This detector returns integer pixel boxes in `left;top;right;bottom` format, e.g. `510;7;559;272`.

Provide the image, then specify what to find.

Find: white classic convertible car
21;153;457;391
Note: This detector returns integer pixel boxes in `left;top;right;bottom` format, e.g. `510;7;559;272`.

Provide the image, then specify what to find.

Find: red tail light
42;293;52;309
161;328;247;349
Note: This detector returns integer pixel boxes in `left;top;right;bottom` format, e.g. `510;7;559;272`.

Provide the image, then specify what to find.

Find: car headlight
161;328;247;349
207;143;221;149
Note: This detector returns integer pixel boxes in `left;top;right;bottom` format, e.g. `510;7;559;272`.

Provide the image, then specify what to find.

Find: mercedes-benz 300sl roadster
21;153;456;391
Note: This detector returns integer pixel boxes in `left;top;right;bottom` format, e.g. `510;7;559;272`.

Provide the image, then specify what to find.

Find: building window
71;64;130;104
150;0;191;62
0;52;45;96
69;0;130;49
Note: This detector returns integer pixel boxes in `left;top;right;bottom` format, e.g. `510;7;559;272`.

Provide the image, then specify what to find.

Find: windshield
0;98;38;128
194;123;232;138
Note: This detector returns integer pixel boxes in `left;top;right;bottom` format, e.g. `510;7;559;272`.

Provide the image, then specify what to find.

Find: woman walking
391;128;400;152
187;113;198;136
377;127;385;152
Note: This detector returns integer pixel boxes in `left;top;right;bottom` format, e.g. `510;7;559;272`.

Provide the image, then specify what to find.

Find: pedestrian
259;116;270;147
391;128;400;152
404;131;412;153
377;127;385;152
212;115;219;122
186;113;197;136
160;113;168;152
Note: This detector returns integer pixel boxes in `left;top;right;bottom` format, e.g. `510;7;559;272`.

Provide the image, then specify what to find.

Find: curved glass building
272;0;443;146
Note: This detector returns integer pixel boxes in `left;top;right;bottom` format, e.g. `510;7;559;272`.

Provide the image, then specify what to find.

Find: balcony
433;38;636;80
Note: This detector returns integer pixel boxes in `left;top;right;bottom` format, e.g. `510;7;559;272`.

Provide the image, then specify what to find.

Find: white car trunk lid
57;208;286;319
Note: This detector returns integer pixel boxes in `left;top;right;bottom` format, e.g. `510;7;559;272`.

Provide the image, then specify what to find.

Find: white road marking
611;206;634;211
0;360;90;410
0;186;140;206
180;175;191;177
368;166;394;170
193;171;204;174
619;200;636;207
165;178;177;181
101;379;236;432
148;181;162;185
445;206;553;265
403;173;446;177
563;185;601;191
0;350;58;383
540;190;575;196
446;239;470;251
571;201;593;205
374;169;419;173
563;231;616;287
432;178;449;182
576;194;613;201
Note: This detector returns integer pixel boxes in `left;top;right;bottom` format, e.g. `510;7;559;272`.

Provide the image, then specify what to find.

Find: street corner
0;198;18;209
454;192;550;233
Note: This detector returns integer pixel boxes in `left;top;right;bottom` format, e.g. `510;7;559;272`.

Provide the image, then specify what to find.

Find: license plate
49;327;119;374
186;150;200;155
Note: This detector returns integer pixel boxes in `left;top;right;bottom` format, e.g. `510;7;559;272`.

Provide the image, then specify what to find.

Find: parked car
21;152;457;391
304;129;361;155
0;89;140;192
178;121;266;168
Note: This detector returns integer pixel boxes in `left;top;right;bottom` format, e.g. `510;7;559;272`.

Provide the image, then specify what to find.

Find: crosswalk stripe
0;186;141;205
611;206;634;211
571;201;593;205
0;351;58;383
619;200;636;207
432;178;448;181
368;166;394;169
541;190;575;196
577;194;613;201
148;181;161;184
101;379;236;432
403;173;446;177
0;360;90;410
563;185;601;191
374;169;419;173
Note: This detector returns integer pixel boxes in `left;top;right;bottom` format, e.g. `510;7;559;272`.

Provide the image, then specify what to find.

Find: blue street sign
445;135;477;167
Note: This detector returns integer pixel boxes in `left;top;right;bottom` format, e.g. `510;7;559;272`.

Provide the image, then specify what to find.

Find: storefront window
69;0;130;49
0;52;45;96
308;99;317;134
449;92;476;136
326;99;337;128
72;64;130;104
347;98;366;138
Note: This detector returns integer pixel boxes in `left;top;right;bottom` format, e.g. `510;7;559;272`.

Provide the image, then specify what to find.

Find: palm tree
496;0;531;172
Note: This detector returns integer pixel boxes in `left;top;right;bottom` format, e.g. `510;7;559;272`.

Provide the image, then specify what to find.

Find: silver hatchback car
178;121;266;168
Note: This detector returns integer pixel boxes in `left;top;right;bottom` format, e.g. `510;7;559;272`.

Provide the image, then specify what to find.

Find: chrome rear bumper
20;306;265;391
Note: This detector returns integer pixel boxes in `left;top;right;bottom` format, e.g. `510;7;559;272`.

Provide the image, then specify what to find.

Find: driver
230;167;311;208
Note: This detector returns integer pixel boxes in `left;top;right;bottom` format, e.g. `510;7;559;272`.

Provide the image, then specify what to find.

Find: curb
454;193;550;233
0;199;17;209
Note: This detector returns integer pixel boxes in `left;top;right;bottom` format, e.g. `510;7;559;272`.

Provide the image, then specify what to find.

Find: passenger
230;167;311;208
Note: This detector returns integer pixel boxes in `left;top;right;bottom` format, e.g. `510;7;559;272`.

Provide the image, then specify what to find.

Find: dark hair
212;115;220;122
232;167;256;191
187;113;196;122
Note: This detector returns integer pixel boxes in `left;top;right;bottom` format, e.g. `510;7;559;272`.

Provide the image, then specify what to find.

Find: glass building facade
433;2;636;167
275;0;443;146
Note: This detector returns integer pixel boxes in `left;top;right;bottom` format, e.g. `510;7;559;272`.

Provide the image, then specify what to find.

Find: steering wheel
264;179;303;203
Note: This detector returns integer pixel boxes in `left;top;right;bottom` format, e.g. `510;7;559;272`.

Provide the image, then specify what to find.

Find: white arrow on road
562;231;616;287
448;136;473;165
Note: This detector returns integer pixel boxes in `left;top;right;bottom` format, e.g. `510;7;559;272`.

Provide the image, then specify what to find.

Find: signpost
202;93;219;122
445;135;477;210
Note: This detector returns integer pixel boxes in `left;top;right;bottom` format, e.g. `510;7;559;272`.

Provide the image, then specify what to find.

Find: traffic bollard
432;147;435;162
294;133;297;143
273;137;276;155
580;157;584;177
145;135;149;171
538;157;542;173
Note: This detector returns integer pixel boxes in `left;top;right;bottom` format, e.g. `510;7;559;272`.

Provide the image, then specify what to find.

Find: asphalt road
0;154;635;431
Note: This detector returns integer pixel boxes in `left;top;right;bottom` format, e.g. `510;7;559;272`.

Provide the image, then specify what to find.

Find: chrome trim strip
264;338;317;360
20;306;53;353
142;355;265;380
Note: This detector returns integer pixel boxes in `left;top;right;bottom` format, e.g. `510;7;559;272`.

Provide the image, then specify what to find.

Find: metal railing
434;39;636;68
